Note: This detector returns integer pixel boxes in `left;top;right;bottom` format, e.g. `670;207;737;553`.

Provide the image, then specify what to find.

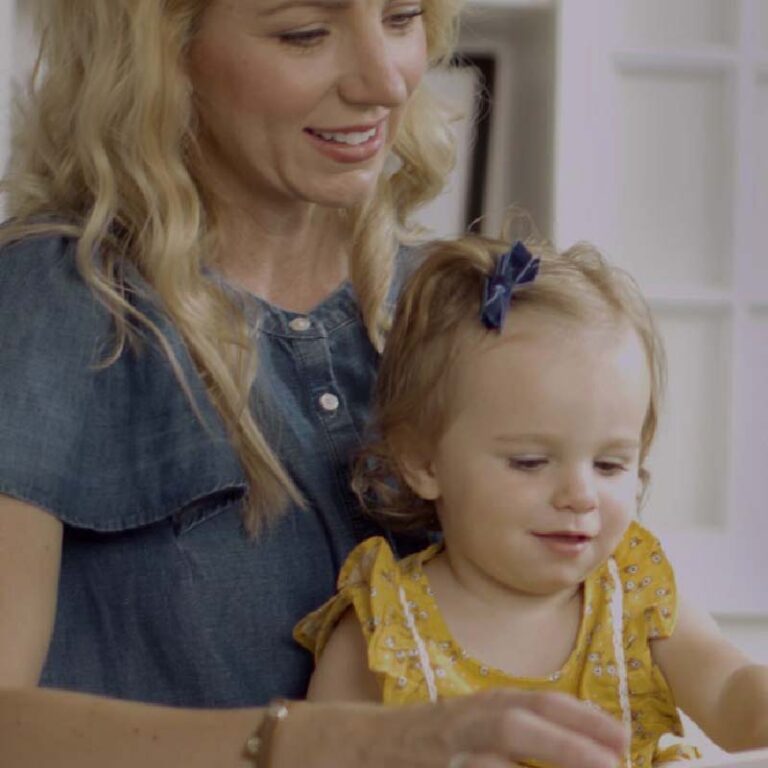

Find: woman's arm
1;687;262;767
652;596;768;751
0;494;62;685
0;678;629;767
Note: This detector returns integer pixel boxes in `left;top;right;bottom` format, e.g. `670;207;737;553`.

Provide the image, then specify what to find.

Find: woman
0;1;627;765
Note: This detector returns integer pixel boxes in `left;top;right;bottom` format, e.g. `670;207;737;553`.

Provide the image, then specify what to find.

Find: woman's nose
338;32;410;108
552;466;599;514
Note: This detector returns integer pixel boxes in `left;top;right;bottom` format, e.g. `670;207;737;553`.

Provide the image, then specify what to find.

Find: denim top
0;232;421;707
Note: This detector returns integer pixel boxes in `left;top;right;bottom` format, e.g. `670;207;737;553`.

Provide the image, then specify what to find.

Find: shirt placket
285;312;376;548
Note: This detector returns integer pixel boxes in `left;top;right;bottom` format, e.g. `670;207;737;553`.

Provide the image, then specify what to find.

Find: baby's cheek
602;507;634;549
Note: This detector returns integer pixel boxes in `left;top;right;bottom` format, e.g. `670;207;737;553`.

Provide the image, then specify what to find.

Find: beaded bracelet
244;700;292;768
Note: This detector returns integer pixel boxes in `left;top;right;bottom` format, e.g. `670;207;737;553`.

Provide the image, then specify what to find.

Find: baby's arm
306;609;382;702
651;596;768;751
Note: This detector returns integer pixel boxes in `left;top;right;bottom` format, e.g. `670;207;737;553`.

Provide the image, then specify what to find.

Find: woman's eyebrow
258;0;352;15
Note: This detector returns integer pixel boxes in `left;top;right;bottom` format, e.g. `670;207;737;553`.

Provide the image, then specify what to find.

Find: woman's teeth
312;127;377;145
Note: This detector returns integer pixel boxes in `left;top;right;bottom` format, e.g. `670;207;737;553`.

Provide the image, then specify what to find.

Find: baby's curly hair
352;234;666;532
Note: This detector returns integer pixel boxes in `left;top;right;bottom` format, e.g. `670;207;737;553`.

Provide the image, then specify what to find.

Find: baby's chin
521;578;589;599
512;560;603;597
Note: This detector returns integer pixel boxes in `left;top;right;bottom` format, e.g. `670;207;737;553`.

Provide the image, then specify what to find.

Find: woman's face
189;0;428;212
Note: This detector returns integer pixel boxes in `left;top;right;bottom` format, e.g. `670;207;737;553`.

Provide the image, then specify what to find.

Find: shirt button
289;317;311;332
319;393;340;412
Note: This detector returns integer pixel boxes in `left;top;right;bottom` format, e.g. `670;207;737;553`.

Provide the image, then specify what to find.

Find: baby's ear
395;438;441;501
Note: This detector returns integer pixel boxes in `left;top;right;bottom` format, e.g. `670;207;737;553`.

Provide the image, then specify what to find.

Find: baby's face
422;311;651;598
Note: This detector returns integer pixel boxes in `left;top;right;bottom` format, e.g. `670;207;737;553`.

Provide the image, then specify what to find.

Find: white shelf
614;48;740;73
466;0;552;9
622;0;740;50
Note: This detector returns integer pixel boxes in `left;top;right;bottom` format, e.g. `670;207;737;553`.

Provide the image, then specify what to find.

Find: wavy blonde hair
0;0;463;533
353;234;667;532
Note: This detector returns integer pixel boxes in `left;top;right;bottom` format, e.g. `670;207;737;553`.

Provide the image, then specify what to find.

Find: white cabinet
421;0;768;620
554;0;768;619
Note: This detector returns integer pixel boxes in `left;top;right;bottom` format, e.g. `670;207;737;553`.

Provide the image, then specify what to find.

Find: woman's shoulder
0;228;124;349
1;224;76;274
0;224;198;374
0;229;115;371
0;228;89;298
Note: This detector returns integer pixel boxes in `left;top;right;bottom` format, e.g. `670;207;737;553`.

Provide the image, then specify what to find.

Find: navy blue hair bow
480;241;540;331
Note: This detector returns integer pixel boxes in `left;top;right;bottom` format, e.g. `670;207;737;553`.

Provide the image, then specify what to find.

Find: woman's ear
396;440;441;501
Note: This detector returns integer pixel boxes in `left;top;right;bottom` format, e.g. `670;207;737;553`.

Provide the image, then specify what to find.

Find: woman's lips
304;122;385;164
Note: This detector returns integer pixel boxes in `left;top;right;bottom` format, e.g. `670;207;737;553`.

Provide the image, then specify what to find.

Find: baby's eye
279;27;329;47
509;458;548;472
595;461;628;475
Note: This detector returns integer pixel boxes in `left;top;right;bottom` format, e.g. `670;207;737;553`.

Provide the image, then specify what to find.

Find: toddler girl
295;236;768;766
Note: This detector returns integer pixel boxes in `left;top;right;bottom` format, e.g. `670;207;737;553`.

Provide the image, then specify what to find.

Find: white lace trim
607;556;632;768
398;585;438;702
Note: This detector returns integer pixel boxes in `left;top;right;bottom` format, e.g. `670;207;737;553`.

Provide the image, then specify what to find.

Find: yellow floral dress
295;521;699;767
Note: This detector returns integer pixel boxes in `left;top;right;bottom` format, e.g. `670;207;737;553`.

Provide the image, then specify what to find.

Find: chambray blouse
0;232;419;707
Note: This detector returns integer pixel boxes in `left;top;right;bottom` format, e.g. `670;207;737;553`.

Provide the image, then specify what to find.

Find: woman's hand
273;689;628;768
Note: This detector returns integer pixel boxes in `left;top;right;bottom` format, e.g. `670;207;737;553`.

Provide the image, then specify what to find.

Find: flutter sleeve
294;536;404;658
613;520;677;640
611;522;701;763
294;536;439;702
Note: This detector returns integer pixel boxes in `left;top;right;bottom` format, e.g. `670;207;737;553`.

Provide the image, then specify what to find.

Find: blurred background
1;0;766;758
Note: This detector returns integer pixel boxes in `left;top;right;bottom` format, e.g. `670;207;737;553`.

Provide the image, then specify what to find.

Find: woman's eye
279;27;328;47
509;458;547;471
386;8;425;29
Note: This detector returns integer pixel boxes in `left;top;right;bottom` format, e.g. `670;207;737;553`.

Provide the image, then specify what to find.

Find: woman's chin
302;167;385;209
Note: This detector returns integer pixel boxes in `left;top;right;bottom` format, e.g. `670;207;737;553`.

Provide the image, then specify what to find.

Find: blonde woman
0;1;626;766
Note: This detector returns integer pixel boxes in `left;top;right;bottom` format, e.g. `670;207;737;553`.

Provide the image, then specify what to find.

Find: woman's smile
304;119;387;163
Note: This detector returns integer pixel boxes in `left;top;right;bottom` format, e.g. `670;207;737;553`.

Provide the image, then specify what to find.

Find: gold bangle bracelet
244;700;292;768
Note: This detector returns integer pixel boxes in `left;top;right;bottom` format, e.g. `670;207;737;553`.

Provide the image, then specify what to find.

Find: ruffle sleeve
294;536;442;702
610;522;700;762
293;536;386;659
0;234;245;530
613;521;677;641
